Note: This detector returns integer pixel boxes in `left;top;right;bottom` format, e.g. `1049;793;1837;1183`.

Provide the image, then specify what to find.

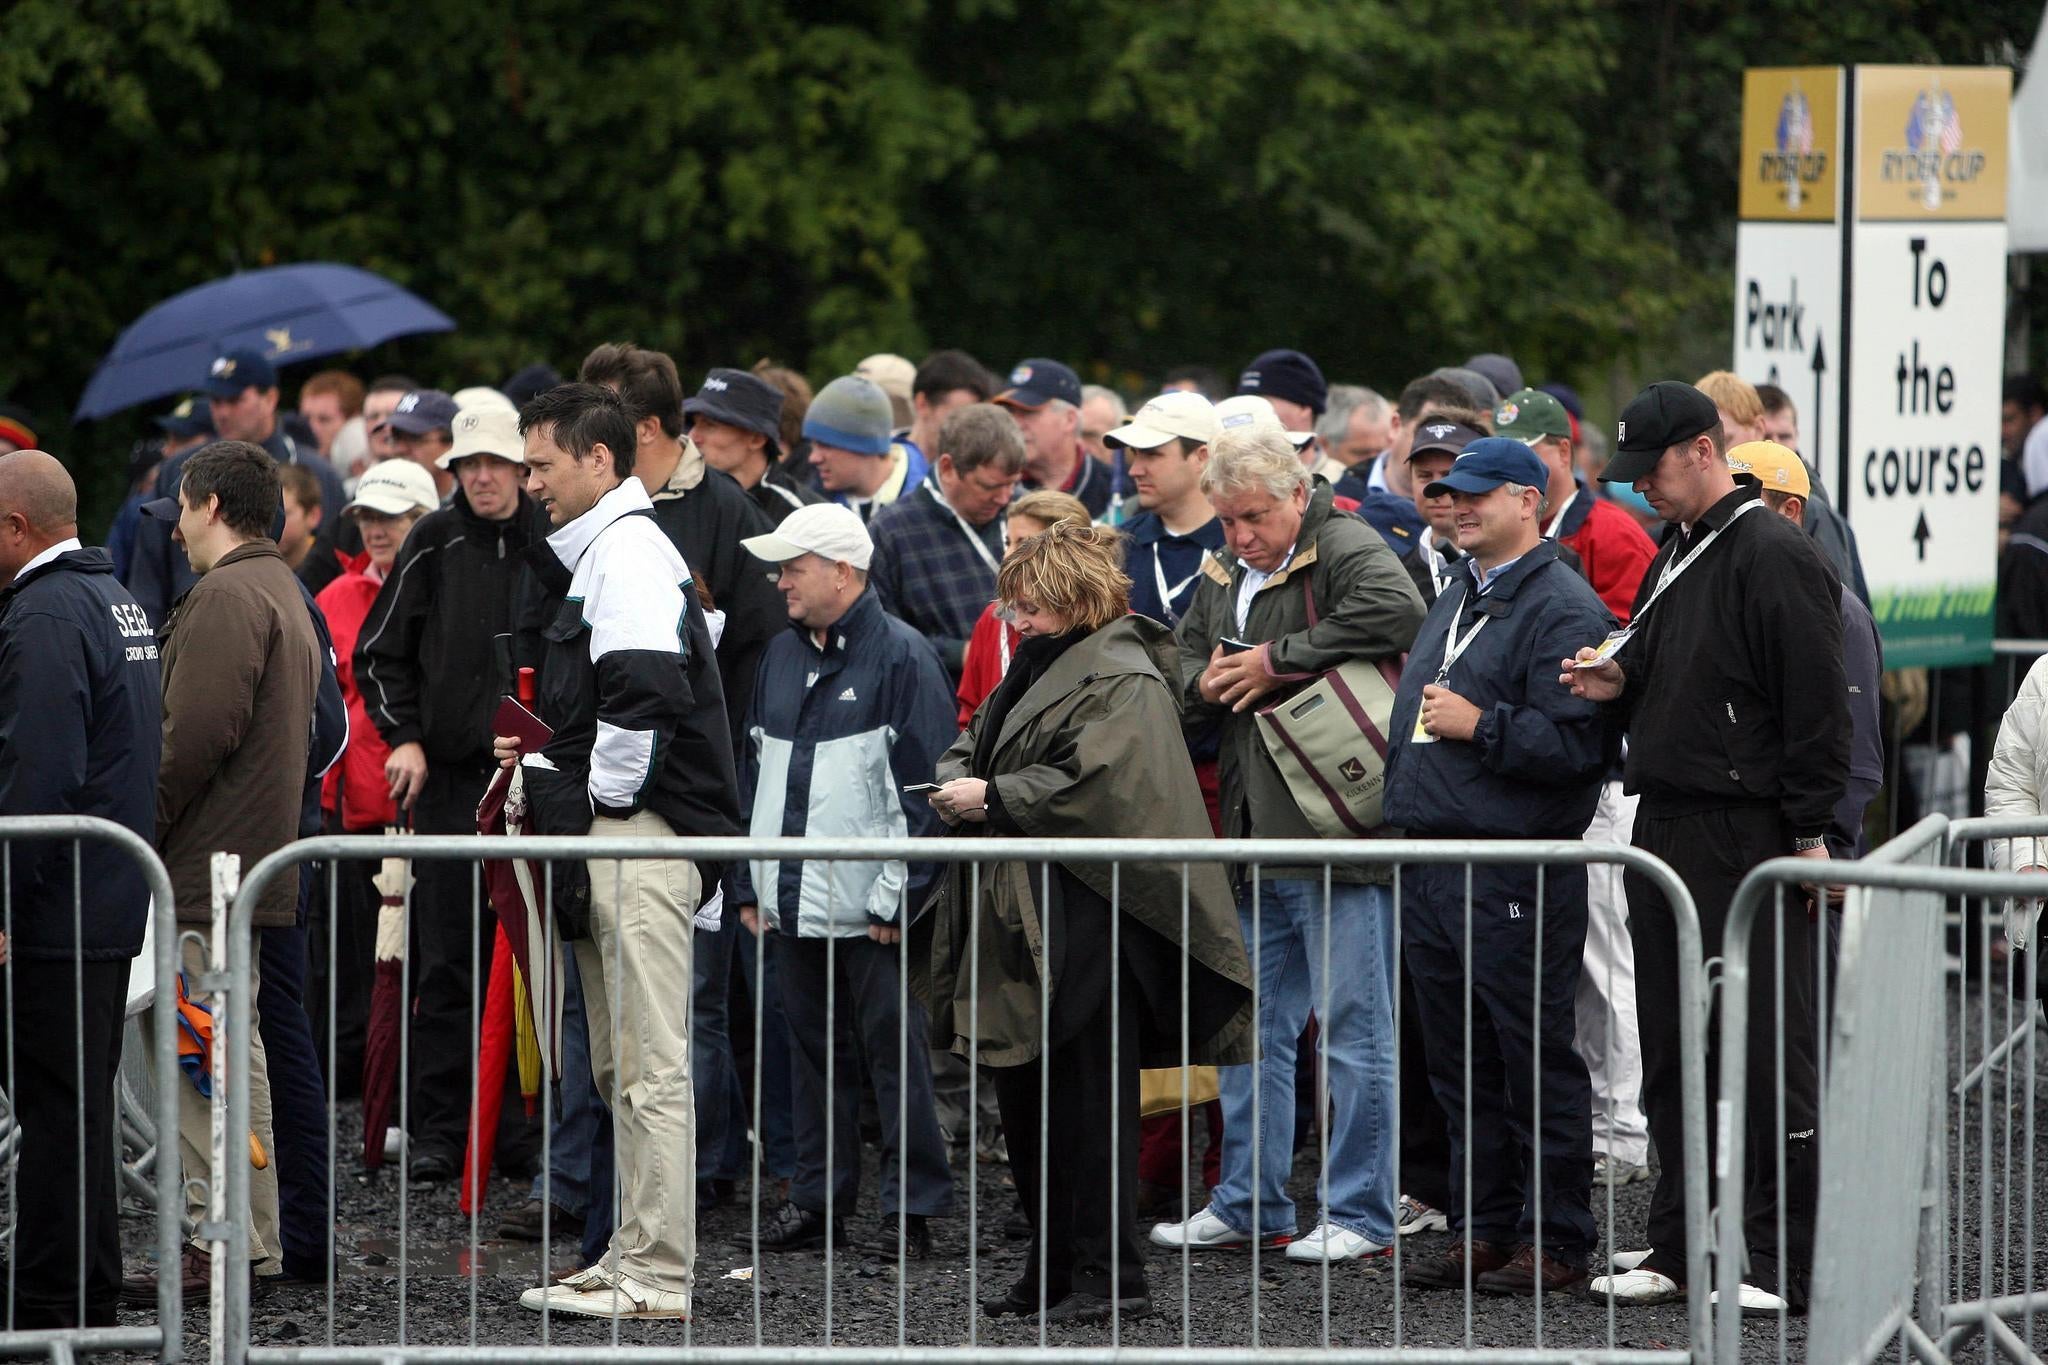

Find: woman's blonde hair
1695;370;1763;427
997;520;1130;631
1007;488;1091;533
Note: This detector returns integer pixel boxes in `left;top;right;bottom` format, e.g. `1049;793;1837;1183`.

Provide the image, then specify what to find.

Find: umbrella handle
250;1132;269;1170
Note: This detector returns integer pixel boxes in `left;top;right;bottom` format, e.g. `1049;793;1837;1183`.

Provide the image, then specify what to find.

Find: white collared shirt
1235;541;1297;634
16;537;82;581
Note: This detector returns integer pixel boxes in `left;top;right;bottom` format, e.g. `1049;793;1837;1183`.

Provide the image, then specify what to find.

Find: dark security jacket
0;547;163;959
1615;483;1851;838
355;489;544;766
1384;541;1616;839
645;448;783;743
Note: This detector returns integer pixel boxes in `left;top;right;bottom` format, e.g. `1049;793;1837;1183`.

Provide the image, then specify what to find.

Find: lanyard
1434;604;1491;685
1541;488;1577;539
1151;541;1204;624
925;476;1001;574
1634;497;1766;628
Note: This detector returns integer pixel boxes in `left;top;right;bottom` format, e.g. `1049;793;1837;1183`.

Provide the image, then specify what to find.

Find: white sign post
1734;224;1841;493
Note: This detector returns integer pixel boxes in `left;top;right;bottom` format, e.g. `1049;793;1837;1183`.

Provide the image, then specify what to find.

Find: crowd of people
0;331;1929;1331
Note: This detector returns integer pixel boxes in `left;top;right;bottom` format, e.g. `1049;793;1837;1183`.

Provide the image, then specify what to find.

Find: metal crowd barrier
0;815;184;1363
1717;814;2048;1365
206;834;1711;1365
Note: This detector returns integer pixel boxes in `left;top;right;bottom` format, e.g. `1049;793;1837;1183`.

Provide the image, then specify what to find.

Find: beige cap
453;386;518;416
741;502;874;572
854;353;916;404
1106;390;1221;451
439;406;526;469
346;458;440;516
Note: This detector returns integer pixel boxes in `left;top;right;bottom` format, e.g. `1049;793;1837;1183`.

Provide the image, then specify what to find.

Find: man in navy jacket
732;503;957;1256
1383;439;1615;1297
0;451;162;1327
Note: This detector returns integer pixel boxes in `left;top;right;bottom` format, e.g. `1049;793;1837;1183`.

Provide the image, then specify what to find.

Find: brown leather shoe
1401;1238;1513;1289
1476;1243;1589;1296
118;1245;208;1308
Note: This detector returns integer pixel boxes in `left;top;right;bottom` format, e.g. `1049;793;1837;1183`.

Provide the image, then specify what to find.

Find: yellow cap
1726;440;1810;499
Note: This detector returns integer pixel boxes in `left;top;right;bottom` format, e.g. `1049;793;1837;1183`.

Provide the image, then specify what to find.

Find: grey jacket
1175;484;1427;882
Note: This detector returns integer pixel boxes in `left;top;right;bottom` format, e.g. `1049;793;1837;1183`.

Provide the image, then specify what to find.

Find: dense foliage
0;0;2037;521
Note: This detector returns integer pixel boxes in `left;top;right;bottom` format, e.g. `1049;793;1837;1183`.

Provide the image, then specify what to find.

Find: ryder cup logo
1776;91;1813;209
1009;365;1034;386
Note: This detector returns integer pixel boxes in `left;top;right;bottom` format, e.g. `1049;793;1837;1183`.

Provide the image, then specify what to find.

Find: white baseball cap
1214;394;1315;448
346;458;440;516
439;406;526;470
741;502;874;572
1105;390;1221;451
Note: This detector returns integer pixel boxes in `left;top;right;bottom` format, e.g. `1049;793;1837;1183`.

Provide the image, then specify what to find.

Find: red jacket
315;555;398;831
1555;488;1657;625
954;601;1018;729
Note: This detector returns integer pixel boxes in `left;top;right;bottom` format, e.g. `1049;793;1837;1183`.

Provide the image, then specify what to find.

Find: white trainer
1711;1283;1789;1315
1396;1193;1449;1236
519;1268;690;1320
1148;1205;1282;1250
1589;1267;1683;1304
1609;1247;1654;1272
1284;1222;1391;1263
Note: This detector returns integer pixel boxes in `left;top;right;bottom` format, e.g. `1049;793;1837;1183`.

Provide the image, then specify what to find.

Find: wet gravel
82;985;2044;1360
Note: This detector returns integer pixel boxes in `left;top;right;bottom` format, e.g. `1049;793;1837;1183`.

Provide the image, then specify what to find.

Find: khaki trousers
576;809;697;1295
174;930;281;1267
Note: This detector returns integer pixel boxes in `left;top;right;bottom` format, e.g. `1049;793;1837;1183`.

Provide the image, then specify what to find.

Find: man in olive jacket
145;441;321;1290
1159;427;1426;1264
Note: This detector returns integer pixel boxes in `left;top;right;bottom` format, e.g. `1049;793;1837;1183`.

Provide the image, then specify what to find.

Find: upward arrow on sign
1913;510;1931;561
1809;329;1826;465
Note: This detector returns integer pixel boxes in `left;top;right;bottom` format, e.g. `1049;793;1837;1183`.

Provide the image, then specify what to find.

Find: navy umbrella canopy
74;262;455;421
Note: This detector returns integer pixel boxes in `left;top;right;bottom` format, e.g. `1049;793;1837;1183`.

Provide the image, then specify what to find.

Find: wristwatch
1792;836;1827;853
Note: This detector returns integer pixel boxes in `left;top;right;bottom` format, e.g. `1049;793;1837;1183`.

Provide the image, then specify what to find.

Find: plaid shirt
868;482;1003;675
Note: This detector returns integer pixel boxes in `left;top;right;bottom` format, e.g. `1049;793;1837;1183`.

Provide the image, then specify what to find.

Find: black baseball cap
1406;419;1486;462
683;368;785;454
1603;381;1722;484
385;389;460;436
992;359;1082;411
1236;348;1327;417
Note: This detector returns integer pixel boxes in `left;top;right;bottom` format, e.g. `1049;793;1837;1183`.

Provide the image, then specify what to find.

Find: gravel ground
71;985;2043;1360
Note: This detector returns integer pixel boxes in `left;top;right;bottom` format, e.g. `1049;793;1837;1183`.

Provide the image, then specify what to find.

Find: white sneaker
1148;1205;1284;1250
1285;1222;1391;1263
519;1267;690;1320
1589;1267;1683;1304
1594;1153;1654;1186
1609;1247;1654;1272
1711;1283;1789;1315
1395;1194;1449;1236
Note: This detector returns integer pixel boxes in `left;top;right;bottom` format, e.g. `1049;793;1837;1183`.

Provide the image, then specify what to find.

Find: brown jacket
157;540;321;927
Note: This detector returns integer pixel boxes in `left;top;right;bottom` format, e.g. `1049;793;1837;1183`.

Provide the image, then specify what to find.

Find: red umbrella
459;921;521;1215
359;825;412;1170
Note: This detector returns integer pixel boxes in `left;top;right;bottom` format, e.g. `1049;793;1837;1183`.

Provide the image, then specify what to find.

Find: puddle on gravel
342;1235;553;1279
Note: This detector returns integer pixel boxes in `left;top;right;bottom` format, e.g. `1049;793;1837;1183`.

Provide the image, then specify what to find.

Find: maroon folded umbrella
474;695;564;1077
359;826;411;1170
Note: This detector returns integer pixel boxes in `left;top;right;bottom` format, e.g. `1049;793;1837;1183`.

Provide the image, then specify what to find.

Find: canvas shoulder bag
1252;571;1401;837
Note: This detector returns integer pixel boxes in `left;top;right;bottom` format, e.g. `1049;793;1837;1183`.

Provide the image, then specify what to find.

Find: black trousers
773;933;953;1218
1398;962;1453;1211
1628;805;1819;1303
407;761;498;1154
0;957;126;1327
258;871;330;1275
1402;863;1596;1258
989;966;1146;1303
306;842;380;1100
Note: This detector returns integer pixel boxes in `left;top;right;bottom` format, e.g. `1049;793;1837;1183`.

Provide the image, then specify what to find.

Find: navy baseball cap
1236;349;1328;417
1407;418;1486;462
992;359;1082;411
204;349;277;398
154;396;213;438
683;368;786;454
1423;437;1548;497
385;389;460;436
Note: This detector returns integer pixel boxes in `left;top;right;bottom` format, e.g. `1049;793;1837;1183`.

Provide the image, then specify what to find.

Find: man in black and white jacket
498;383;739;1321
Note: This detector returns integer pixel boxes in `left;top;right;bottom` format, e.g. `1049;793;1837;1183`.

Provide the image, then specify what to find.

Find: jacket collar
214;539;286;571
649;436;709;503
1;541;101;605
1454;537;1559;611
794;584;885;658
992;616;1167;756
546;479;653;571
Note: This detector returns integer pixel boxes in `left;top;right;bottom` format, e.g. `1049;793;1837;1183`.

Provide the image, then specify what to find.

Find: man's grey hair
1080;385;1127;422
1499;480;1549;517
1202;429;1311;502
1316;384;1389;447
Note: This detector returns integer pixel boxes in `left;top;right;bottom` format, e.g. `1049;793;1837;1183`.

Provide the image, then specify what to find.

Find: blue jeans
733;922;796;1181
693;919;748;1182
530;943;604;1220
258;867;331;1274
1211;879;1397;1244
